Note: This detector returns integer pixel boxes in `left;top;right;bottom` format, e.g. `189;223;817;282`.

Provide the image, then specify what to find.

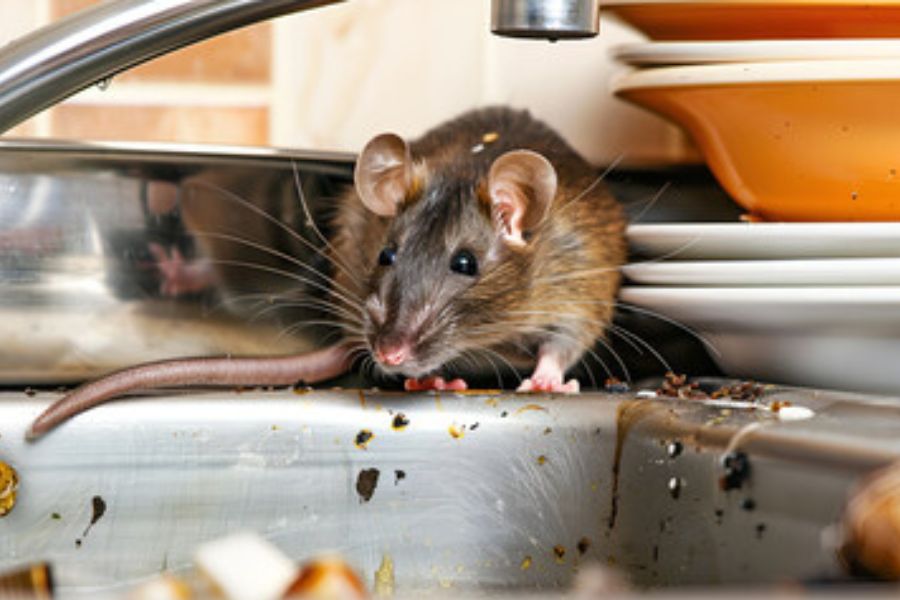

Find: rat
26;107;626;440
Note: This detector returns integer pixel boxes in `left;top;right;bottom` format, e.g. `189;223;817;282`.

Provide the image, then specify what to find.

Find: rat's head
353;132;558;377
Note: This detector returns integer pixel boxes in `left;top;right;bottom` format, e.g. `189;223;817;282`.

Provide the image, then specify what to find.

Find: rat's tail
26;344;354;441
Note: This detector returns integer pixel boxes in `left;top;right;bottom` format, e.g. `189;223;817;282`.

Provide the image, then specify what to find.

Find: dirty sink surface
0;383;898;598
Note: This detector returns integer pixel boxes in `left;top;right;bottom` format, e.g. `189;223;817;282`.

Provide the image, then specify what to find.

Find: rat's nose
375;341;411;366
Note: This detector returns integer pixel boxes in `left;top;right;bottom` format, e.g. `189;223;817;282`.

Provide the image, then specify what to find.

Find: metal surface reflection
0;140;354;383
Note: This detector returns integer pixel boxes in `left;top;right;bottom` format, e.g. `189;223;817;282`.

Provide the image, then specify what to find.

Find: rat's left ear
354;133;413;217
487;150;557;247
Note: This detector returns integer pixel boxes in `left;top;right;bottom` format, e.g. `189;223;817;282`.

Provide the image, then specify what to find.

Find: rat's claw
404;377;468;392
517;377;580;394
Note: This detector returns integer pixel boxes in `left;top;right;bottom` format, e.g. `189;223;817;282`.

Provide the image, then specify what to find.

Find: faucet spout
491;0;601;40
0;0;343;134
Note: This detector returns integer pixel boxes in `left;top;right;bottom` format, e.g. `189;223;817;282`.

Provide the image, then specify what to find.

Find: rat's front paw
517;377;580;394
404;376;468;392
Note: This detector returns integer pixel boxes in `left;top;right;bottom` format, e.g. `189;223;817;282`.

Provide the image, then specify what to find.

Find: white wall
272;0;697;166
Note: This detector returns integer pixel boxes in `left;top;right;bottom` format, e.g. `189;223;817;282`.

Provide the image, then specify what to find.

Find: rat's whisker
184;179;360;285
190;230;361;304
608;323;674;373
628;181;672;225
291;160;361;281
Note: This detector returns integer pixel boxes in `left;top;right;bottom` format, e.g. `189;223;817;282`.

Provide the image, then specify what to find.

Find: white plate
626;222;900;260
612;40;900;67
619;285;900;393
612;58;900;90
623;257;900;286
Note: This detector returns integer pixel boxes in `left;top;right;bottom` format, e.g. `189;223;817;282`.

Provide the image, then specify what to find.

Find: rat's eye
450;249;478;276
378;247;396;267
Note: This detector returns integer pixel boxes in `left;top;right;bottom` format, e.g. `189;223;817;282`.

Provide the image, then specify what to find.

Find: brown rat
26;107;626;440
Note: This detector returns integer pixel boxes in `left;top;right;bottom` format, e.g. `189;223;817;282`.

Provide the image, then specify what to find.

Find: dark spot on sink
500;411;508;418
720;451;751;491
543;427;552;435
355;429;374;449
356;468;380;503
76;495;107;547
577;537;591;555
652;545;659;562
553;544;566;563
755;523;767;539
714;508;724;525
51;512;61;520
391;413;409;430
469;422;480;431
741;498;756;511
24;387;36;397
394;470;406;485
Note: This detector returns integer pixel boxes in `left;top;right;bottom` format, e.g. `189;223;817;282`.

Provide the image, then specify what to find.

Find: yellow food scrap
553;545;566;564
520;556;533;571
374;554;395;598
0;461;18;517
448;424;465;440
354;429;374;450
537;455;547;466
514;404;548;416
482;131;500;143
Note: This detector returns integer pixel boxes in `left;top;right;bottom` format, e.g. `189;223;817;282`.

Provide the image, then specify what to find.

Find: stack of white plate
621;222;900;393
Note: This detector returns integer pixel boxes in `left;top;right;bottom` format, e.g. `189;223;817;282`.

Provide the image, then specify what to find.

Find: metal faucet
0;0;343;134
491;0;601;40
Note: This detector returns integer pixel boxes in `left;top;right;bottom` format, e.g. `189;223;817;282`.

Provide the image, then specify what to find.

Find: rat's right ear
354;133;412;217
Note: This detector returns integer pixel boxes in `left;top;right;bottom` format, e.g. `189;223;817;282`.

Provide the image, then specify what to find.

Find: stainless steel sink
2;383;898;597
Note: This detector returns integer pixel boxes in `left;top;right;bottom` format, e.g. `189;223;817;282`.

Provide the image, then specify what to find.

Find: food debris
482;131;500;143
656;372;706;400
51;512;61;520
0;461;18;517
514;404;548;416
657;373;766;403
374;554;395;597
356;468;380;503
394;470;406;485
742;498;757;512
720;451;751;491
520;556;533;571
776;405;815;421
553;545;567;564
292;382;312;395
711;381;766;402
391;413;410;431
543;427;552;435
448;424;465;439
537;455;548;466
577;537;591;555
355;429;374;450
359;390;367;408
24;387;36;397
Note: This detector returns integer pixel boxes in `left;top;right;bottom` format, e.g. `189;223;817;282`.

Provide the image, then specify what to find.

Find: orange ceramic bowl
614;60;900;221
603;1;900;40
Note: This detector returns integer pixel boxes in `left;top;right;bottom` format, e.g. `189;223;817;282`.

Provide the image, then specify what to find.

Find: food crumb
448;424;465;439
356;468;380;503
355;429;374;450
374;554;394;597
577;537;591;555
520;556;533;571
0;461;18;517
537;455;547;466
394;470;406;485
51;512;61;520
392;413;410;431
553;545;566;564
